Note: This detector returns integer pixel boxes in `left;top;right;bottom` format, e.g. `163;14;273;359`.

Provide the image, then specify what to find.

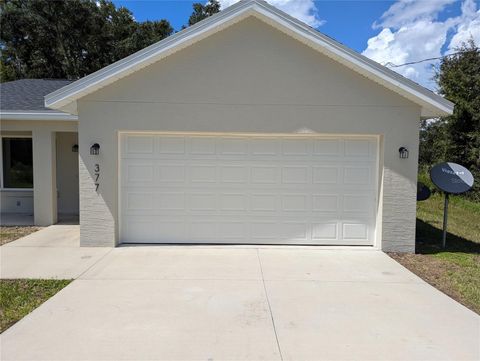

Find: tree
0;0;173;82
432;39;480;200
187;0;221;27
419;118;448;166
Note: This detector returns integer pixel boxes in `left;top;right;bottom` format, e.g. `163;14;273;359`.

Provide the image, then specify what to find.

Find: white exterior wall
78;18;421;251
0;120;78;225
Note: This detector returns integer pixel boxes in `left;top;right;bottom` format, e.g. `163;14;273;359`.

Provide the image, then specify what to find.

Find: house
1;0;453;252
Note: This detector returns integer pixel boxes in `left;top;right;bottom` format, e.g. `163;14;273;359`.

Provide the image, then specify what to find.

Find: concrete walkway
1;225;111;279
1;238;479;360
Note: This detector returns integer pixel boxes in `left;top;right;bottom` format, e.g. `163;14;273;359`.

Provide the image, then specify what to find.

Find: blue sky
113;0;480;90
113;1;390;52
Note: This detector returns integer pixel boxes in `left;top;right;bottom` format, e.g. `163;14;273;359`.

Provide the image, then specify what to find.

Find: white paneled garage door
119;133;378;245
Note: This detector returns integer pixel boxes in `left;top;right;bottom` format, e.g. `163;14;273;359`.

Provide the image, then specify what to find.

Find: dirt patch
388;252;479;314
0;226;42;246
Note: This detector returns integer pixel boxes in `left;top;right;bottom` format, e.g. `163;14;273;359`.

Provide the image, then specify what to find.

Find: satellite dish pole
430;162;474;249
442;192;449;249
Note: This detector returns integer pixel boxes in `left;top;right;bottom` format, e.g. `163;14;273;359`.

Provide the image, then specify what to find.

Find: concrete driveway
1;244;479;361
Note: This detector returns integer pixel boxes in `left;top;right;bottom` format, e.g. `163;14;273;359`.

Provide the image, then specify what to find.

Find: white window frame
0;135;34;192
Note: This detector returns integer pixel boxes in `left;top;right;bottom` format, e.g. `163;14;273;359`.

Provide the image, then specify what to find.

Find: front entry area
56;132;79;223
0;131;79;226
119;133;378;245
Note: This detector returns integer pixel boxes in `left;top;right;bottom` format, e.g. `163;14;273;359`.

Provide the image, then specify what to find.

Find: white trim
117;130;122;246
0;135;34;190
45;0;453;117
0;111;78;121
373;134;381;250
117;130;380;138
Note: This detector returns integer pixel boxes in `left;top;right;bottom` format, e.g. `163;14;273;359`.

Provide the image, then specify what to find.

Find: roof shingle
1;79;72;112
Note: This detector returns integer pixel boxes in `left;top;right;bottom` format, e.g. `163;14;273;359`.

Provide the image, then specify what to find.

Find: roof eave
0;110;78;121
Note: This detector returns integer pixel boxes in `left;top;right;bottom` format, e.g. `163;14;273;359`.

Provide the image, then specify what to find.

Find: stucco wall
78;17;421;251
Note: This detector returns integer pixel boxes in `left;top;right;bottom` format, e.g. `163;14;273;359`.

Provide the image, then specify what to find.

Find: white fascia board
45;0;453;117
0;111;78;121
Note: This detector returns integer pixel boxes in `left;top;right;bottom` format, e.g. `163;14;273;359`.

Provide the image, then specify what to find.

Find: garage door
119;133;378;245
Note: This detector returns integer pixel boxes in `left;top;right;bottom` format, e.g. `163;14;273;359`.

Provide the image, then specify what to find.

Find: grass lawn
0;279;71;332
0;226;42;246
389;193;480;314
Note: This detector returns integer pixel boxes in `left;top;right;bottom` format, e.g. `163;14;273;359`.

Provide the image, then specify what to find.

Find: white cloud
363;20;450;89
363;0;480;90
375;0;456;28
217;0;324;28
448;2;480;51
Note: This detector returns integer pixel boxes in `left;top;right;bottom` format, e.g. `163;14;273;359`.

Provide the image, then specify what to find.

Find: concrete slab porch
1;245;479;360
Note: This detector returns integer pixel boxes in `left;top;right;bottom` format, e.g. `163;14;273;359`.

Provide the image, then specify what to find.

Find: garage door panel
123;217;187;243
158;165;186;183
312;166;339;184
251;138;279;155
126;193;155;210
342;222;370;241
120;134;378;245
220;166;248;183
280;222;309;241
124;163;155;183
218;138;249;155
158;136;186;154
220;194;248;211
312;222;338;240
282;167;309;184
312;194;339;212
125;135;155;154
189;165;217;183
251;194;279;212
189;137;216;154
313;138;341;156
282;139;311;155
343;194;376;216
251;166;280;184
343;166;373;185
281;194;309;212
344;139;375;158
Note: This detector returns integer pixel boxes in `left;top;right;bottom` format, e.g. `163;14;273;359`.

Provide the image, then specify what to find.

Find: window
1;138;33;189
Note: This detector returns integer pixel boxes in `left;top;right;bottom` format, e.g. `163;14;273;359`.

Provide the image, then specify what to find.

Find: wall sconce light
399;147;409;159
72;144;79;152
90;143;100;155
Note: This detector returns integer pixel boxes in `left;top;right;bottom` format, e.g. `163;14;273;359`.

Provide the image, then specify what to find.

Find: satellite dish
429;162;475;249
430;162;474;194
417;182;431;201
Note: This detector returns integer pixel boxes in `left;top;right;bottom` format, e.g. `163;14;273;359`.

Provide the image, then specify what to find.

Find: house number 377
94;164;100;192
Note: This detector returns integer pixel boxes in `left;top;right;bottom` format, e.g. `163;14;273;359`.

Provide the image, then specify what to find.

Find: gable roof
1;79;77;120
45;0;454;118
